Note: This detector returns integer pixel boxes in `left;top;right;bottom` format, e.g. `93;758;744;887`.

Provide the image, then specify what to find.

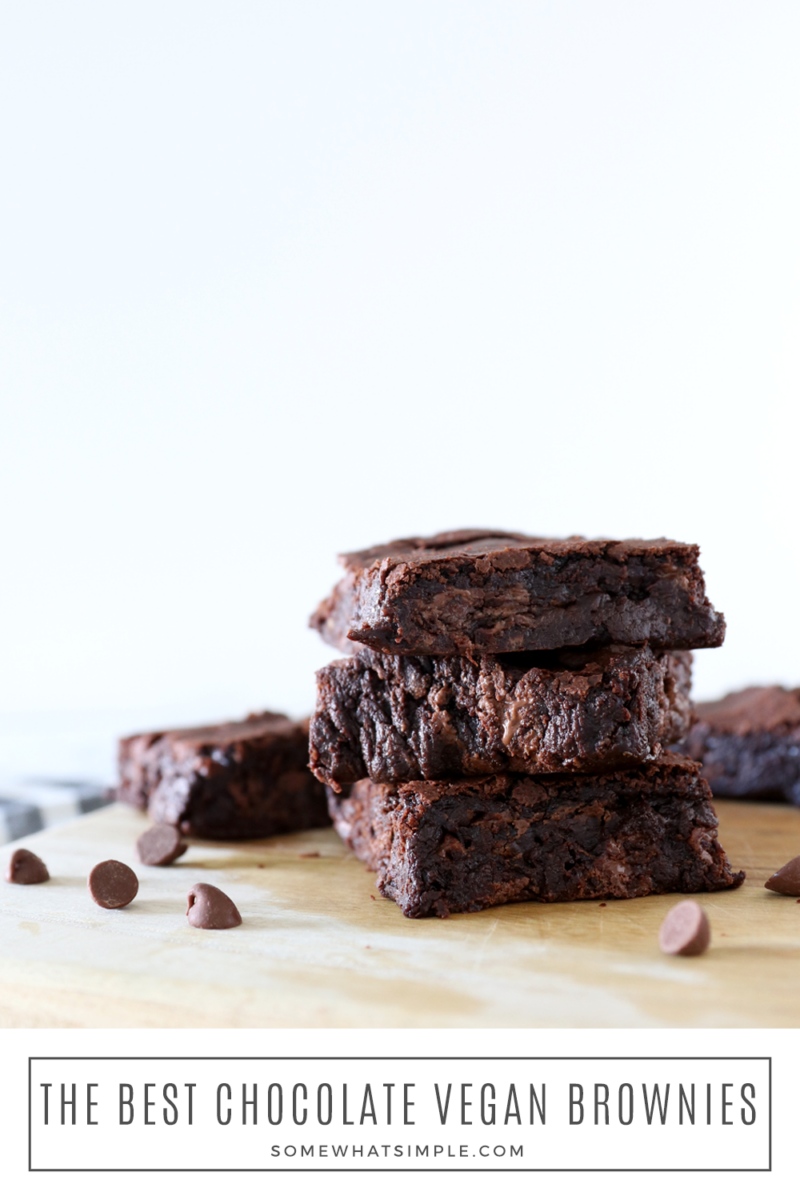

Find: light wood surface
1;800;800;1028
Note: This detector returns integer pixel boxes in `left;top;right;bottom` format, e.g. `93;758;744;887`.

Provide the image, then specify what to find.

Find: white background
1;2;799;782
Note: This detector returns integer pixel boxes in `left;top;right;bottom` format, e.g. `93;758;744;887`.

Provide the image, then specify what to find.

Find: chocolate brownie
311;645;693;787
118;713;330;840
328;755;744;917
310;530;725;655
682;687;800;804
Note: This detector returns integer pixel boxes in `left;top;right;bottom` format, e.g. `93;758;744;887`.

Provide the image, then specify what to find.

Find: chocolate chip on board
5;848;49;885
136;824;187;867
658;900;711;957
88;860;139;909
764;855;800;896
186;883;242;929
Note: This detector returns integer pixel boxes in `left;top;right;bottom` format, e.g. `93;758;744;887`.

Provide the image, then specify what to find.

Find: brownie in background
118;712;329;839
683;686;800;805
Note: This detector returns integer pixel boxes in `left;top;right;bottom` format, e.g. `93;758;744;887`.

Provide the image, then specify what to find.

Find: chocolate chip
764;855;800;896
88;860;139;909
5;848;49;885
186;883;241;929
136;824;187;867
658;900;710;957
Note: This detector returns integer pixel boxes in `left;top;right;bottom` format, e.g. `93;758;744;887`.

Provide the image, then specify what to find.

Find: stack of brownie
309;530;744;917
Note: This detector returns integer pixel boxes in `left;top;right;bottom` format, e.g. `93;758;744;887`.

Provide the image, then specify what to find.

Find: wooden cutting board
1;799;799;1028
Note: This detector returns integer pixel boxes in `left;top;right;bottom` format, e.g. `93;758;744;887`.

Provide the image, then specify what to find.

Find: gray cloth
0;780;112;844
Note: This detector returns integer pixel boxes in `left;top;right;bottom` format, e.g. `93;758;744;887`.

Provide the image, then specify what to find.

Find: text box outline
28;1056;772;1173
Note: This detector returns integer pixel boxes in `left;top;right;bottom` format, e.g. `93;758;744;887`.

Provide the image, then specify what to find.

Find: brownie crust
328;755;744;917
310;530;725;656
311;645;693;787
682;687;800;804
118;712;330;840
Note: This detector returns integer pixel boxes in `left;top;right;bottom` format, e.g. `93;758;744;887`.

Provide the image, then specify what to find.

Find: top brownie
310;529;725;655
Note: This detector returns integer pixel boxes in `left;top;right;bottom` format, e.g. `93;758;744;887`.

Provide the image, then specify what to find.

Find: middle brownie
310;645;692;786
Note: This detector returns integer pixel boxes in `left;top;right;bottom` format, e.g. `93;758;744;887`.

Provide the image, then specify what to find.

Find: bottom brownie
328;756;744;917
118;712;330;839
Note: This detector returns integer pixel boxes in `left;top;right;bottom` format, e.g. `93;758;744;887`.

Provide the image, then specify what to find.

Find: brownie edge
328;756;744;917
118;712;330;840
